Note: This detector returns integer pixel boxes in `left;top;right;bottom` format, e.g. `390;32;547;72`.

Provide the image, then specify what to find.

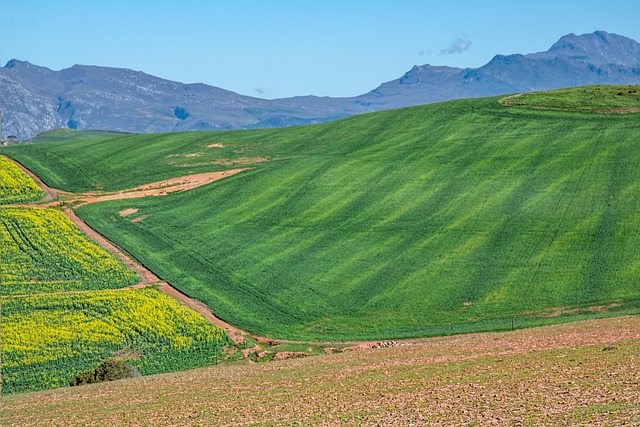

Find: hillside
2;31;640;139
3;86;640;341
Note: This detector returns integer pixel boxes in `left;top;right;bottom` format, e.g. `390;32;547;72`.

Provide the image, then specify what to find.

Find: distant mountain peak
4;59;32;69
545;31;640;67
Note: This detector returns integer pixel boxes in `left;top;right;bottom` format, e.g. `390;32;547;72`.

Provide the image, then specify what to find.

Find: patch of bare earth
498;93;524;106
207;143;225;148
542;302;623;318
272;351;308;361
73;168;248;207
118;208;139;217
179;157;271;168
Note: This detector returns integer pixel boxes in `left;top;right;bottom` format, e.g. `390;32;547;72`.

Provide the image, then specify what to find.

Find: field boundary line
3;156;251;346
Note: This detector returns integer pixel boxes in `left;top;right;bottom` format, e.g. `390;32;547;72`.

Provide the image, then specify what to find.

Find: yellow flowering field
1;287;230;394
0;207;139;295
0;156;45;204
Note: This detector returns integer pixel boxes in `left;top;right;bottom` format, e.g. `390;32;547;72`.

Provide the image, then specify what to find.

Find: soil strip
73;168;248;207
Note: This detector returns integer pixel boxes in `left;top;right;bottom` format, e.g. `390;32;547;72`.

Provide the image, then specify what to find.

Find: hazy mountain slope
1;31;639;139
0;60;363;139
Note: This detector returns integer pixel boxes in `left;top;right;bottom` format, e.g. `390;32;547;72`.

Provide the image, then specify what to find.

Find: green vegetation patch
2;129;279;192
68;97;640;340
0;156;45;204
1;287;230;394
0;207;139;295
30;129;134;145
502;85;640;113
5;92;640;341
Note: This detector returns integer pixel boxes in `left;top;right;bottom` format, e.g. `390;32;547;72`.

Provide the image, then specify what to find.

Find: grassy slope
5;128;292;192
505;85;640;112
3;315;638;426
4;87;640;340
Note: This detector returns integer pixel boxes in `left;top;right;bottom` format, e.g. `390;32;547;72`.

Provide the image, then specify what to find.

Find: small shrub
70;359;140;387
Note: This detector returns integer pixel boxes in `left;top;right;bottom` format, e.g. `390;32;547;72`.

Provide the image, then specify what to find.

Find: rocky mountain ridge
1;31;639;140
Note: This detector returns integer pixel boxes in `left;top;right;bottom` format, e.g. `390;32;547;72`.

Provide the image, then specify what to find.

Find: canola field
0;168;230;394
0;156;45;204
1;288;230;394
0;207;139;296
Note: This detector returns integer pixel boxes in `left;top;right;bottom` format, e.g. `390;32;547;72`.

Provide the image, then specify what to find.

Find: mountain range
1;31;639;140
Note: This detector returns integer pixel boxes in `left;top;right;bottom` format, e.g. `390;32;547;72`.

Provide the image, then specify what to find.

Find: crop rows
0;207;139;296
0;156;45;204
0;207;230;394
1;288;230;394
72;95;640;341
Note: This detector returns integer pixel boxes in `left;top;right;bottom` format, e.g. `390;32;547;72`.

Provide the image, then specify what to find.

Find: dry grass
2;315;639;426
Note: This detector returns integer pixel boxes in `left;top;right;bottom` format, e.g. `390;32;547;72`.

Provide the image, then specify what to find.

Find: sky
2;0;639;99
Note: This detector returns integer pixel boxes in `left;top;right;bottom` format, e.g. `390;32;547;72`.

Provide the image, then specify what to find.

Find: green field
3;86;640;341
504;85;640;112
0;207;139;295
1;288;230;394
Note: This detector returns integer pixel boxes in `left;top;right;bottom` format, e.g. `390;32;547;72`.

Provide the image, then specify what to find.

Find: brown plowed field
3;315;638;426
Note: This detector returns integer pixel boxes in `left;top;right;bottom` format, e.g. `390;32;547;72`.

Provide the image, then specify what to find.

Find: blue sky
2;1;639;99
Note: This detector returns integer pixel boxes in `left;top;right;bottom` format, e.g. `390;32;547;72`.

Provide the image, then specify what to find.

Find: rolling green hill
3;87;640;340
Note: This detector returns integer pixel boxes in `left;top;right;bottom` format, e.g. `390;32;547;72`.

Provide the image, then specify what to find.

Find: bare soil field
3;314;638;426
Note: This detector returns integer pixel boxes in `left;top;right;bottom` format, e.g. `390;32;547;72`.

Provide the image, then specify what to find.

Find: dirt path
4;157;251;346
498;92;524;106
5;156;60;202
